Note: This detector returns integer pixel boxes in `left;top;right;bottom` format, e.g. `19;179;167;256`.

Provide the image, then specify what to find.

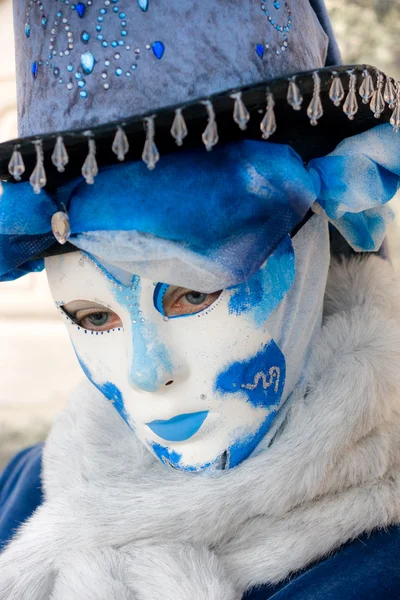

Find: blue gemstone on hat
25;23;31;37
76;2;86;18
115;67;123;76
138;0;148;11
41;16;48;29
31;61;39;78
80;90;88;98
81;31;90;44
256;44;264;58
81;51;95;74
152;41;165;60
274;1;280;8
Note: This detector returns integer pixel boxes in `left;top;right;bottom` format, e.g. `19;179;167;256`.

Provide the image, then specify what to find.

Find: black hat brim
0;64;395;187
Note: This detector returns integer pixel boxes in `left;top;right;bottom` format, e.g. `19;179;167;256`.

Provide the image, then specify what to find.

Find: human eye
153;284;221;318
62;300;123;331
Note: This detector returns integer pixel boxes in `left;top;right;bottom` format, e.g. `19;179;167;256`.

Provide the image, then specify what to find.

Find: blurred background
0;0;400;468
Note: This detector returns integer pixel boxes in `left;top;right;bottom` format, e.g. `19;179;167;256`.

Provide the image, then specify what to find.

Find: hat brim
0;64;395;186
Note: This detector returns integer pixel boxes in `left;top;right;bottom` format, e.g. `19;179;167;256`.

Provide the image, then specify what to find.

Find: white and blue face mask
46;215;330;472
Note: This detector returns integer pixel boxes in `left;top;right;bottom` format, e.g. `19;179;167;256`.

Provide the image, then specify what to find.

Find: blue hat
0;0;399;286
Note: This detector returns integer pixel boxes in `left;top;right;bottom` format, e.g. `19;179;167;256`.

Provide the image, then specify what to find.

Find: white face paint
45;242;293;472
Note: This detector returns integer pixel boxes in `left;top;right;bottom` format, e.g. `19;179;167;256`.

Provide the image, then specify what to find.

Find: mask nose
128;323;176;393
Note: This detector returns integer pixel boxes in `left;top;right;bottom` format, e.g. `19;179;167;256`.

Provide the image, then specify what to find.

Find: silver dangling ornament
287;78;303;111
170;108;188;146
82;138;98;184
260;91;276;139
51;211;71;245
329;72;345;107
231;92;251;130
384;77;397;109
202;101;219;151
343;71;358;120
390;82;400;133
142;116;160;169
51;136;69;173
8;146;25;181
370;72;385;119
307;72;323;126
359;69;374;104
112;126;129;161
30;140;46;194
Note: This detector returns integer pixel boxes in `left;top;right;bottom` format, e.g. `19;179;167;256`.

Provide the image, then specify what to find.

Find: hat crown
14;0;329;137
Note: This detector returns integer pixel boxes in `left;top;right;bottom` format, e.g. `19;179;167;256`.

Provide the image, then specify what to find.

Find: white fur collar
2;255;400;600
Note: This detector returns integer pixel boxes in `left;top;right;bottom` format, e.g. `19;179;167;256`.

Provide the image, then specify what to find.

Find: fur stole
1;255;400;600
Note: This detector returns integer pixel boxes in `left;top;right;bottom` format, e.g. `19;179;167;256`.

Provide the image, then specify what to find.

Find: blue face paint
88;256;174;392
226;409;277;468
75;352;131;427
228;235;295;326
215;340;286;409
149;441;217;472
153;282;168;316
146;411;209;442
120;277;173;392
150;411;278;471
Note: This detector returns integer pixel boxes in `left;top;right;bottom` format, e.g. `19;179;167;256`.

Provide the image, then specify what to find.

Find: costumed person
1;0;400;598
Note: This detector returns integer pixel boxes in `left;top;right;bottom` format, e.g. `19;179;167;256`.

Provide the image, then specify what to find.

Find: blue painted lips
146;411;209;442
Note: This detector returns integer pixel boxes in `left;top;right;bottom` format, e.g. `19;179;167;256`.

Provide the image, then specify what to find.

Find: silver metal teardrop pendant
231;92;251;129
202;101;219;151
329;72;344;107
112;126;129;161
260;91;277;139
307;72;323;126
29;140;46;194
82;138;98;184
51;136;69;173
8;146;25;181
287;79;303;111
170;108;188;146
142;116;160;169
51;211;71;245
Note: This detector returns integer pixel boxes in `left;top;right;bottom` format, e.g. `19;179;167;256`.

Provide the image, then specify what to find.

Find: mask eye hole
61;300;123;332
153;284;221;319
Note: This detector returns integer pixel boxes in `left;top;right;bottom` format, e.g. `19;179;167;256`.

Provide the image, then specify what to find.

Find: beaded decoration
257;0;292;58
25;0;292;101
25;0;164;99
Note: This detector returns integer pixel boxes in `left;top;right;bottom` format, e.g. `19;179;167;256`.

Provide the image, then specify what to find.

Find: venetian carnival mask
45;214;330;472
